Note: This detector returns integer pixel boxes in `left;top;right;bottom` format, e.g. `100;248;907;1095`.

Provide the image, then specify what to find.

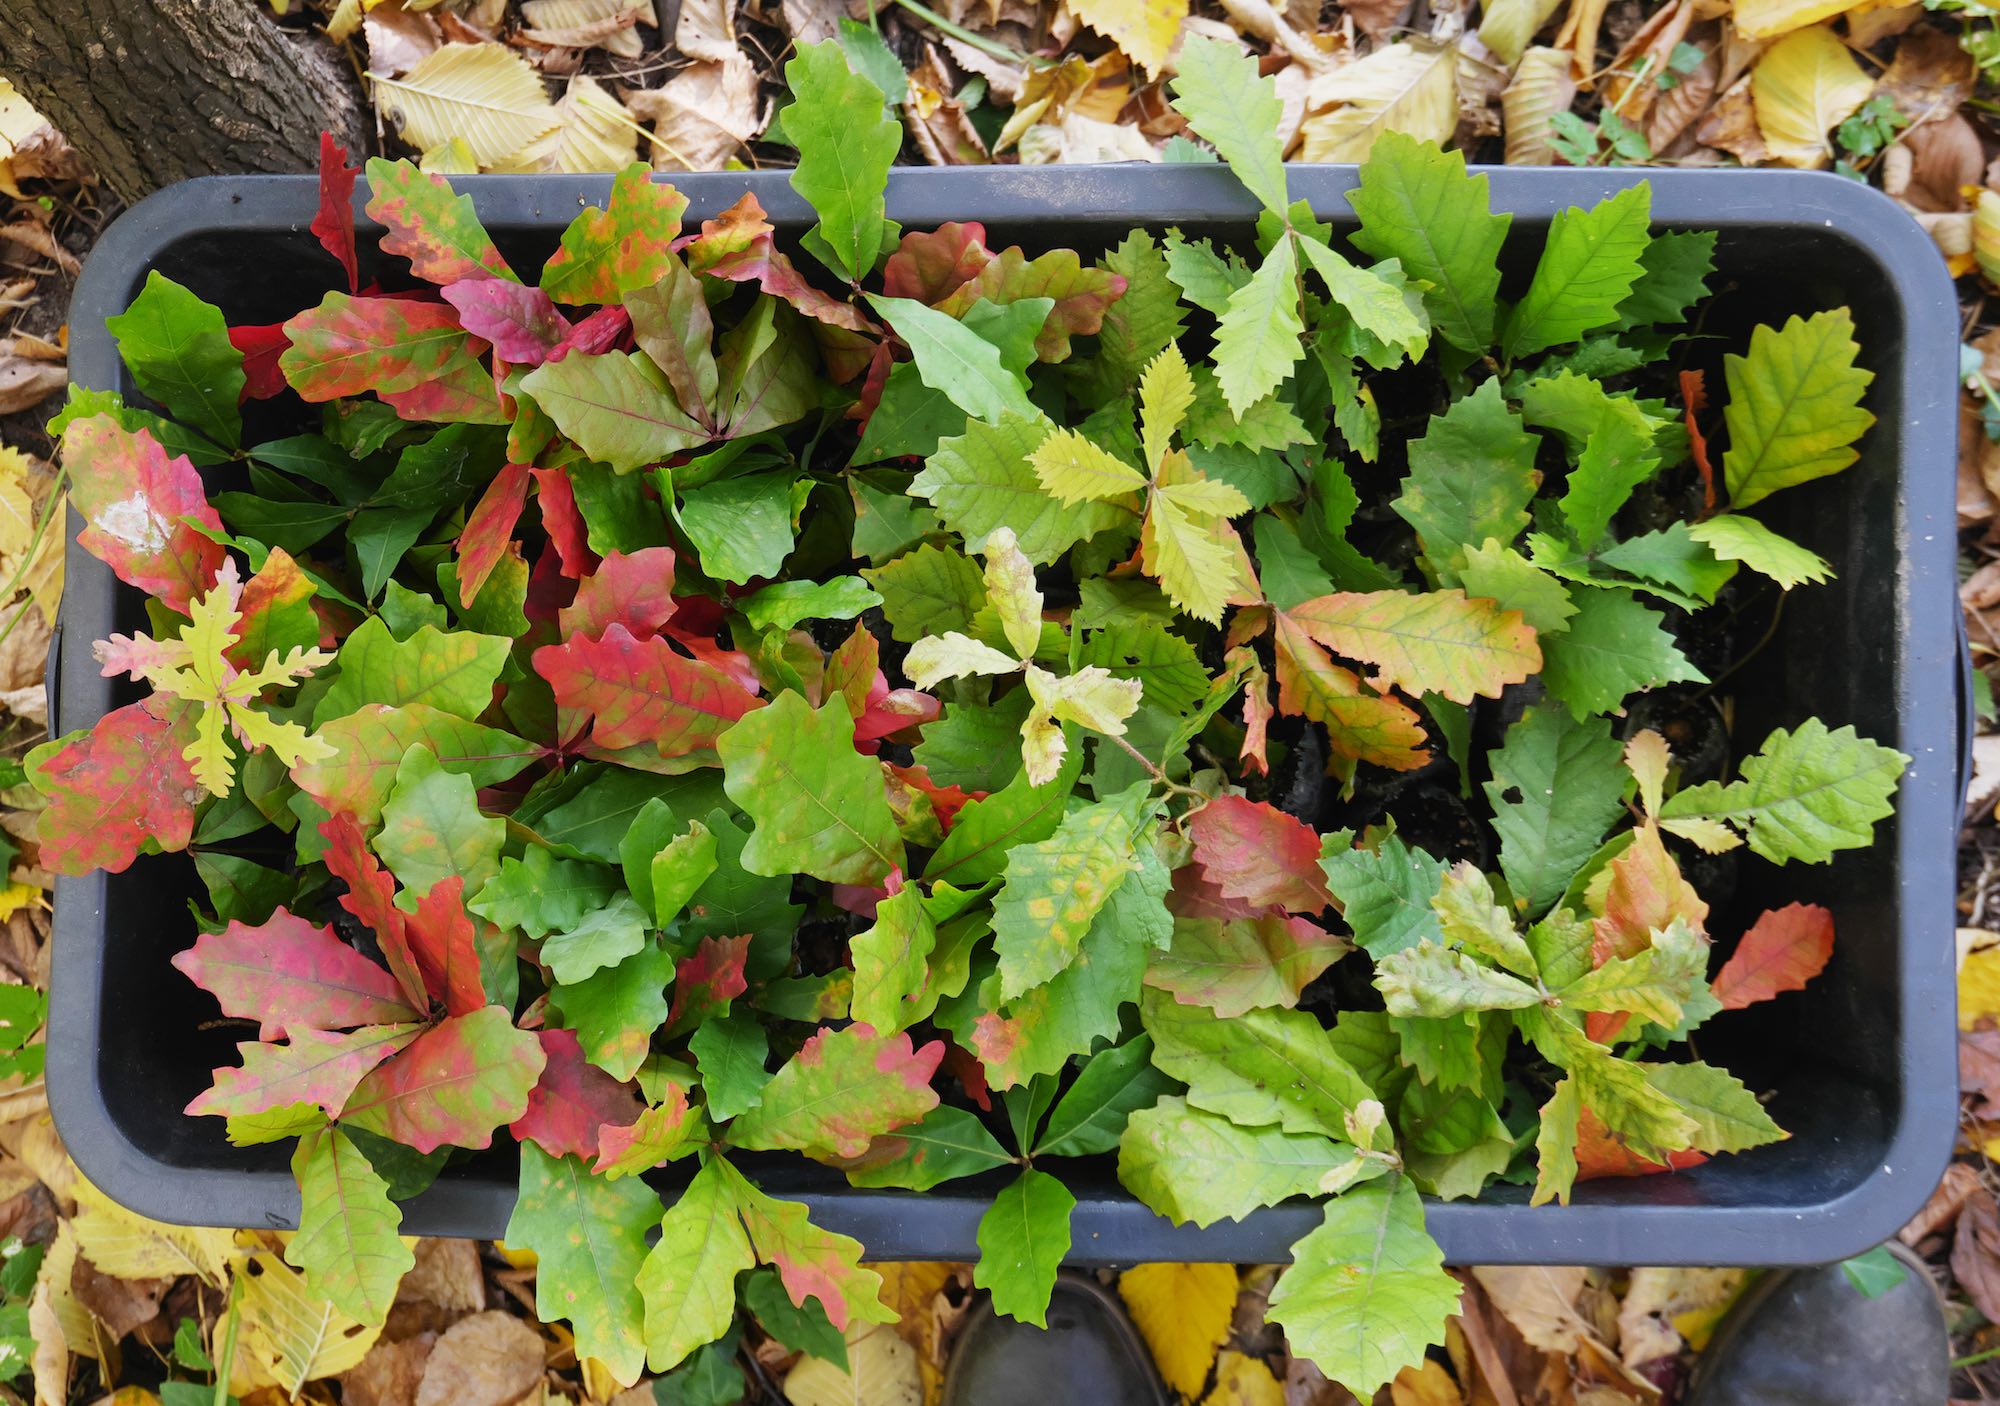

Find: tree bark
0;0;367;203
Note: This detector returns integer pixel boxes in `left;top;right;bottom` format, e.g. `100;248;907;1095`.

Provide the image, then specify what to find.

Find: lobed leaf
287;1124;414;1326
1721;308;1875;508
1659;719;1908;864
728;1023;944;1159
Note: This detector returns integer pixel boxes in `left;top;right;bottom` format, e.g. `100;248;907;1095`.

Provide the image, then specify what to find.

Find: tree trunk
0;0;367;203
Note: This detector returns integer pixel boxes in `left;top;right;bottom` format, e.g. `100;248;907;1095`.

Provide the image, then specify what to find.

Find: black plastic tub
54;165;1959;1266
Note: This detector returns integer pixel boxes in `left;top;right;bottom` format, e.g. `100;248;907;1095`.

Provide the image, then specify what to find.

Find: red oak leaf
377;357;506;424
511;1028;645;1159
441;278;572;365
60;416;224;613
1681;368;1716;515
456;462;533;609
531;467;596;578
312;131;361;293
939;1040;992;1111
227;546;321;671
554;305;632;358
532;623;761;754
558;547;679;642
593;1082;694;1177
850;340;892;425
666;933;752;1034
1712;902;1834;1010
37;695;203;877
686;193;874;334
1167;864;1266;922
1233;646;1273;777
364;159;517;286
881;222;991;302
1573;1105;1708;1183
228;322;292;401
1187;795;1333;914
853;678;940;746
171;907;419;1041
407;876;486;1017
341;1006;546;1154
320;813;429;1014
187;1023;420;1119
885;763;972;830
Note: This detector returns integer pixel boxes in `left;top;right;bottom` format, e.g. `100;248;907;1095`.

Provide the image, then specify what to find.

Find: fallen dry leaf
1122;1263;1239;1401
0;358;63;416
1502;45;1575;163
70;1254;169;1340
1903;1161;1984;1245
1891;113;1983;212
1616;1268;1746;1371
415;1310;545;1406
625;54;765;171
365;0;445;77
1877;22;1976;128
400;1239;487;1316
1751;23;1875;168
1300;40;1459;161
1470;1266;1590;1354
1697;73;1769;164
342;1332;438;1406
675;0;740;61
785;1322;921;1406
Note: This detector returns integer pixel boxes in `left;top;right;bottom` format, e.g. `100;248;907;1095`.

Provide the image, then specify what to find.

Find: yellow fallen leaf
1617;1267;1746;1368
0;883;42;922
1479;0;1565;65
0;446;39;563
1067;0;1189;74
1117;1263;1236;1401
72;1176;237;1287
1975;190;2000;288
1963;938;2000;1029
1672;1294;1739;1352
1204;1350;1286;1406
34;1221;98;1369
1735;0;1872;39
1300;42;1459;163
1390;1359;1464;1406
495;74;640;174
1752;24;1875;169
493;1240;538;1269
371;42;562;169
1470;1265;1589;1353
785;1322;922;1406
233;1250;385;1398
1502;46;1578;164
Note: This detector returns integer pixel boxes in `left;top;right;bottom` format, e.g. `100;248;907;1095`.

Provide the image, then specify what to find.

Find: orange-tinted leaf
594;1082;697;1179
171;907;419;1040
934;245;1128;361
533;622;761;754
512;1028;645;1159
1271;613;1429;771
378;347;508;425
1146;913;1348;1016
1573;1104;1708;1182
557;547;679;642
188;1022;421;1118
540;163;690;306
35;696;203;876
342;1005;546;1154
61;415;225;613
364;157;517;285
1232;645;1273;776
1590;823;1708;965
280;293;475;401
228;546;320;672
320;812;429;1013
531;466;596;578
726;1023;944;1159
1286;589;1541;705
687;192;874;334
456;461;532;608
312;131;361;294
1187;794;1332;914
1711;901;1833;1010
721;1158;892;1332
407;876;486;1016
882;222;992;302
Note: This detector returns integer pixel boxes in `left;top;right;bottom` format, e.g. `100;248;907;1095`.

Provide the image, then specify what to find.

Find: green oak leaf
1169;36;1288;215
1658;718;1908;864
1722;308;1874;508
105;271;245;450
991;783;1158;1001
1348;133;1510;354
1118;1096;1352;1227
688;1014;771;1122
314;618;512;726
508;1143;657;1384
469;846;621;940
549;939;676;1081
838;1106;1015;1191
973;1169;1075;1328
1033;1036;1177;1158
374;746;504;901
286;1124;413;1326
541;892;651;986
1501;184;1652;361
785;40;902;282
718;692;904;886
1538;588;1704;720
1139;986;1376;1140
639;1157;756;1372
850;888;941;1034
1392;380;1541;584
1267;1177;1460;1399
725;1023;940;1159
1319;831;1445;958
1483;707;1627;918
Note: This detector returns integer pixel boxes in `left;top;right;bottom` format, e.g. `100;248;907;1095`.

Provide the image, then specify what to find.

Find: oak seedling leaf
1348;133;1510;354
406;877;486;1016
456;461;532;608
188;1023;421;1120
718;691;905;886
991;782;1158;1000
279;292;475;401
374;747;504;901
1391;381;1541;584
548;940;676;1082
295;704;535;828
1722;309;1875;509
726;1023;944;1159
518;350;709;473
312;132;361;293
440;278;571;364
639;1158;756;1372
364;156;517;285
60;414;225;612
104;271;246;450
559;546;680;642
1270;613;1430;773
508;1143;657;1385
666;933;752;1035
541;162;690;305
595;1086;701;1180
1119;1095;1352;1227
1140;985;1376;1139
785;41;902;283
1267;1177;1460;1399
1484;707;1628;918
535;622;760;754
836;1105;1014;1191
541;892;650;987
1711;901;1835;1009
1146;913;1348;1017
850;887;941;1034
1187;795;1334;914
724;1156;895;1333
32;695;205;877
973;1169;1075;1327
320;810;429;1012
287;1123;415;1326
1169;35;1288;215
340;1005;546;1154
689;1015;771;1123
1501;184;1652;361
172;907;420;1040
1285;588;1540;705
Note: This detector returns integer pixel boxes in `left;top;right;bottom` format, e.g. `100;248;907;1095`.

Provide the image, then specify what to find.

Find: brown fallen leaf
342;1331;438;1406
1890;113;1983;212
1502;45;1576;164
1956;1187;2000;1324
1847;0;1923;43
70;1253;170;1340
365;0;445;77
0;357;64;417
1903;1161;1984;1245
908;46;991;164
1602;0;1697;126
415;1310;545;1406
1961;398;2000;526
400;1239;487;1316
1696;73;1768;163
1282;1356;1362;1406
1470;1266;1590;1354
675;0;739;61
1877;23;1976;128
1648;37;1719;153
624;55;765;171
1337;0;1413;40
